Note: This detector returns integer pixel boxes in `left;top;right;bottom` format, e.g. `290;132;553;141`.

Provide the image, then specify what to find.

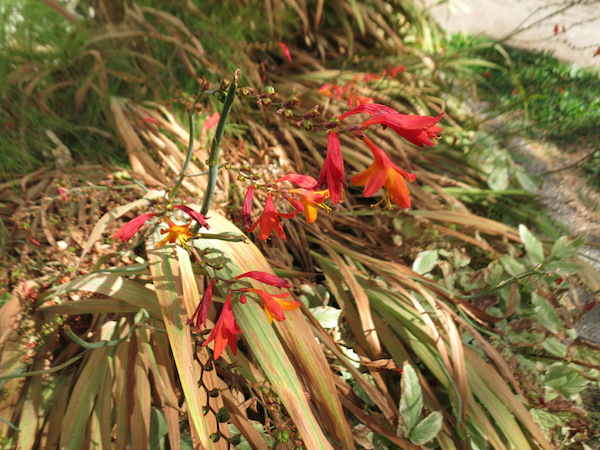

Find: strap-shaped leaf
193;209;342;449
147;236;214;449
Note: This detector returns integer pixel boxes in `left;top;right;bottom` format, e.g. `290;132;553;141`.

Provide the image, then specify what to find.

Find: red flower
247;194;297;240
275;173;318;189
202;294;242;360
241;186;255;230
276;42;292;61
318;83;343;101
189;279;216;332
389;65;406;77
351;137;417;208
288;188;330;223
245;288;301;323
201;112;220;139
339;103;443;147
157;219;194;247
173;205;210;229
317;132;346;204
234;271;291;288
112;213;156;242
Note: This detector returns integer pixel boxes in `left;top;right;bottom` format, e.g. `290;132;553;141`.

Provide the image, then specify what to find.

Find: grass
446;34;600;188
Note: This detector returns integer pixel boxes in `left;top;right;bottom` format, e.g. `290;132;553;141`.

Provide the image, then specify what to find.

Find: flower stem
170;90;204;200
196;70;239;229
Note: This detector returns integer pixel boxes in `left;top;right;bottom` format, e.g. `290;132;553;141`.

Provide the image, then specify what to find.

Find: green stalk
170;91;203;200
170;69;239;208
198;70;240;221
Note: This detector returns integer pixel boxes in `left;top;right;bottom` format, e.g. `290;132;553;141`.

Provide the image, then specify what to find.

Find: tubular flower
112;213;156;242
202;294;242;360
173;205;210;229
189;279;216;333
157;219;194;247
351;137;417;209
200;112;220;139
245;288;301;324
276;41;292;61
247;194;297;240
275;173;318;189
288;188;331;223
241;186;255;230
339;103;443;147
317;132;346;204
234;271;291;288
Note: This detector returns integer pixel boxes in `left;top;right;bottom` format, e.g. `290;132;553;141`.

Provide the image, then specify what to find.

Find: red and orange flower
202;294;242;360
351;136;417;208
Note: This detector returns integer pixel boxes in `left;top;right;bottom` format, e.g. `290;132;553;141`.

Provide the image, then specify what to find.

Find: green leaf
412;250;439;274
549;235;586;260
309;306;341;329
518;224;544;264
408;411;442;445
488;166;509;191
545;364;589;398
514;167;540;192
529;408;567;442
542;338;567;358
532;293;561;334
398;362;423;435
149;407;168;450
542;261;582;275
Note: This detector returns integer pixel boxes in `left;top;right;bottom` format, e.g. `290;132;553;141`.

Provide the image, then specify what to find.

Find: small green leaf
542;338;567;358
488;166;509;191
515;167;540;192
545;364;588;398
518;224;544;264
309;306;341;329
549;235;586;260
542;261;582;275
398;362;423;435
408;411;442;445
532;293;561;334
412;250;439;274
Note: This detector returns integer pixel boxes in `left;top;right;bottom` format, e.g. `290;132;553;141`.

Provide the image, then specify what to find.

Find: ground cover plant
1;1;600;449
445;33;600;189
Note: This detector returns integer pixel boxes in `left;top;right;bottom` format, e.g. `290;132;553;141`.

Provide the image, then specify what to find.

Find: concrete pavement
427;0;600;69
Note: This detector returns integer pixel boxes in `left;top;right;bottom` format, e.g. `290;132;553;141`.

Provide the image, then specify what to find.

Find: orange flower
202;294;242;360
247;194;297;240
351;137;417;208
245;288;301;323
288;188;331;223
157;219;194;247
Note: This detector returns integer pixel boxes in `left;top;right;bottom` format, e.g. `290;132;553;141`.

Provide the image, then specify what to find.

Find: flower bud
301;120;313;131
260;97;272;107
200;76;210;91
216;407;230;423
214;91;226;102
194;103;202;113
263;85;276;96
220;78;230;90
240;87;251;97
